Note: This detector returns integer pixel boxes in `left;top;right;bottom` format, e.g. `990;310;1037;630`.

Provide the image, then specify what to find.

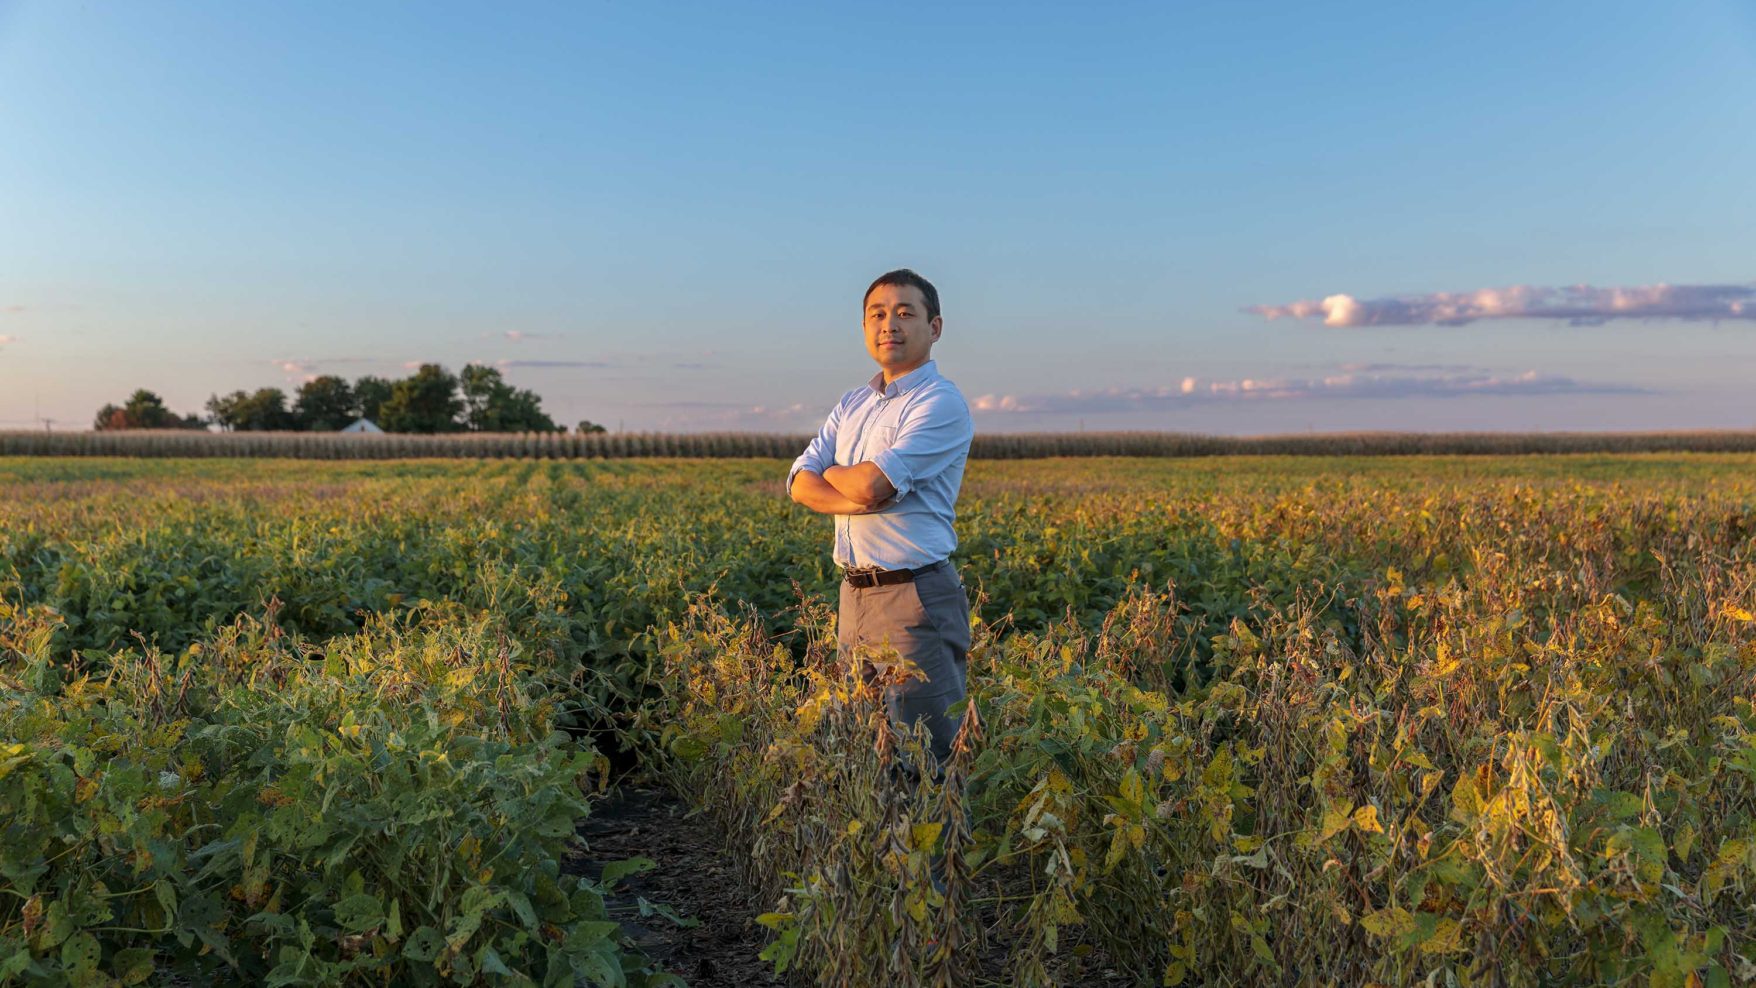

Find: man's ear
930;316;943;341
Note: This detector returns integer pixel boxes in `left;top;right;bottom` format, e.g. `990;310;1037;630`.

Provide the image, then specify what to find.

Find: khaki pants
838;560;973;766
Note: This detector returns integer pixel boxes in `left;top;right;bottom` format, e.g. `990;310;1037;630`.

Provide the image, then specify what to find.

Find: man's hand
822;462;897;506
790;469;892;515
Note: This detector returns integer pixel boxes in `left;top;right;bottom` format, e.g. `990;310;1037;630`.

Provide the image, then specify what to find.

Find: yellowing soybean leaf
1319;803;1354;842
1104;827;1129;873
1359;907;1415;940
1419;917;1465;955
1120;768;1145;807
1352;804;1385;835
1450;772;1484;822
1047;769;1072;795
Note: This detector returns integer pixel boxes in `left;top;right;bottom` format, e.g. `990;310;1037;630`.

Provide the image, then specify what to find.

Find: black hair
863;268;941;322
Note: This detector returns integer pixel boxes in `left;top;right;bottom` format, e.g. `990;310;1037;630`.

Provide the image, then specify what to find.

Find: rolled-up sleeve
870;388;973;500
787;400;842;496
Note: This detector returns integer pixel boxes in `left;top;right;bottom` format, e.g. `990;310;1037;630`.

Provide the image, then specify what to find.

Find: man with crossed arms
788;268;975;767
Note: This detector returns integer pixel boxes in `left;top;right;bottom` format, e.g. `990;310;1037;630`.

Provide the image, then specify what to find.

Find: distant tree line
95;363;610;434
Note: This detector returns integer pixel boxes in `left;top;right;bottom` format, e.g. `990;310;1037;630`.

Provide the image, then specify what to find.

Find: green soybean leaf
333;893;384;932
402;926;444;963
506;889;538;928
572;939;625;988
112;947;154;985
60;932;100;975
40;900;74;949
0;951;31;978
599;857;656;887
477;944;513;976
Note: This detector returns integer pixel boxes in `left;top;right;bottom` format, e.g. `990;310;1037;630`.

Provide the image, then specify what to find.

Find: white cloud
1249;281;1756;327
970;368;1646;415
271;356;376;378
642;399;816;430
495;359;613;369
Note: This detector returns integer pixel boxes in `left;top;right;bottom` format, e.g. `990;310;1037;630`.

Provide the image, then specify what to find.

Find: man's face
863;283;941;379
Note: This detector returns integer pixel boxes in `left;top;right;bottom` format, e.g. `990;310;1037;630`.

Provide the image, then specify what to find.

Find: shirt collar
866;360;938;399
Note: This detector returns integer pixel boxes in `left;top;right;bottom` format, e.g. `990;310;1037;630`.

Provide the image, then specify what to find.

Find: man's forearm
790;469;880;515
822;462;896;505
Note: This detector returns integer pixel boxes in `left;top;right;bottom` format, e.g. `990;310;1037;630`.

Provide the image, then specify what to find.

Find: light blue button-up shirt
787;360;974;571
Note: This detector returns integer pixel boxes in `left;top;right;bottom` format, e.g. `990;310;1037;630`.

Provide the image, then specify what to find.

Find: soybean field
2;455;1754;987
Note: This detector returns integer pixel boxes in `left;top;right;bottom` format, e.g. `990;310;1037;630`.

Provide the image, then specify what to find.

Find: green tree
230;388;296;431
95;390;204;430
459;363;559;432
353;375;393;423
378;364;463;434
491;388;559;432
206;391;249;431
459;363;500;430
577;420;608;434
293;375;359;431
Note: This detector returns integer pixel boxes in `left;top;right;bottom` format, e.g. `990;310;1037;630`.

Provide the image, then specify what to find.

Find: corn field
5;429;1756;460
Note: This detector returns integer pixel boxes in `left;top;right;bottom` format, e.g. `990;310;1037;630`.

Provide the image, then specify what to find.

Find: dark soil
569;786;1142;988
568;786;786;988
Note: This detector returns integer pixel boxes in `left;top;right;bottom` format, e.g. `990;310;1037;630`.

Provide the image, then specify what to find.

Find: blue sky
2;0;1754;433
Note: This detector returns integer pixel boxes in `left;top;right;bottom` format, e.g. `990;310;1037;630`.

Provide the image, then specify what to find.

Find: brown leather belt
843;559;945;589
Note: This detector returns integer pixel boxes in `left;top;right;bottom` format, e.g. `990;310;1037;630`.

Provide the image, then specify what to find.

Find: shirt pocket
870;425;897;455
